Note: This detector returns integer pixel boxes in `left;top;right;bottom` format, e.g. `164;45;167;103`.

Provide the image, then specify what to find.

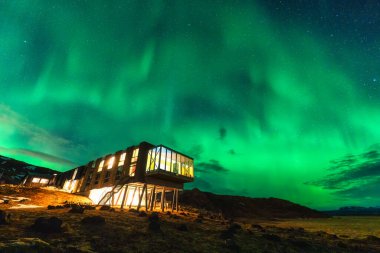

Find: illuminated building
22;173;57;187
57;141;194;211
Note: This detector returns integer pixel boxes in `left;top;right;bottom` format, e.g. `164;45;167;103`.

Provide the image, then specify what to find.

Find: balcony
145;145;194;183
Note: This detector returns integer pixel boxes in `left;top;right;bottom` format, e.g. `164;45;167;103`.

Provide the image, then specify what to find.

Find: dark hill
0;155;59;184
180;188;329;219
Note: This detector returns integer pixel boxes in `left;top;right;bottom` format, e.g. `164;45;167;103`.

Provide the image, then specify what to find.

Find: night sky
1;0;380;209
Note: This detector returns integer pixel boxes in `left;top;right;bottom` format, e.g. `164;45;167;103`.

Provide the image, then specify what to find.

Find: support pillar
145;185;148;211
137;183;147;211
129;186;137;209
120;185;129;209
175;189;179;211
150;186;156;211
161;187;166;212
171;189;175;211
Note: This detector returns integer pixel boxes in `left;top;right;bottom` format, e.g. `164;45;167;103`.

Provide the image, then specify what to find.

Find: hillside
180;188;328;219
0;155;59;184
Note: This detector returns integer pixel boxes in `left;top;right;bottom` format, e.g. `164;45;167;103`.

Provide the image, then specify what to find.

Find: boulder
148;221;161;232
81;216;105;225
31;217;63;233
68;205;85;214
262;233;281;242
225;238;240;252
220;227;235;240
148;212;161;232
177;223;188;231
148;212;159;222
99;206;111;211
0;238;53;253
0;210;10;225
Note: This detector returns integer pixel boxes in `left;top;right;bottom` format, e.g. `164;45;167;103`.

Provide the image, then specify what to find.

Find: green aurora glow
1;1;380;209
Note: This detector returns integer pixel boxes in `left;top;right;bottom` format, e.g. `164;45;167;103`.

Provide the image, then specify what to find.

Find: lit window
32;177;40;183
107;156;115;169
129;164;136;177
40;178;49;184
98;160;104;172
131;148;139;163
118;152;126;166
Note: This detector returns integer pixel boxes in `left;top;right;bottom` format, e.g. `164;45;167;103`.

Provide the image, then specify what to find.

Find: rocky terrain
1;185;380;252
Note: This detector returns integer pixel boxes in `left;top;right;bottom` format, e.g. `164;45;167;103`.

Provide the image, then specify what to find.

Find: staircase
97;176;130;206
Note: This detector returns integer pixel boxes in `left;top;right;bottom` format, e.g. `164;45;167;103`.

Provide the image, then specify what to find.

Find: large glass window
40;178;49;184
107;156;115;170
145;146;194;178
129;148;139;177
129;164;136;177
97;160;104;172
131;148;139;163
32;177;41;183
118;152;126;166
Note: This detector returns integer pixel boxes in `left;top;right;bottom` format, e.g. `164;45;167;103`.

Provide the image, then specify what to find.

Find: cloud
0;146;77;168
0;104;82;170
197;159;229;173
0;104;71;148
219;127;227;140
307;147;380;199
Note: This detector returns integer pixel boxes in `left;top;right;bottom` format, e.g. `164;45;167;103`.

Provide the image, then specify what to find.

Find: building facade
58;141;194;212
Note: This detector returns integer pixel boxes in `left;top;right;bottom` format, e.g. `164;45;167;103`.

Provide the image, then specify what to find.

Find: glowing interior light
89;187;113;204
88;185;146;207
118;152;126;166
98;160;104;172
32;177;41;183
108;156;115;169
63;179;79;193
39;178;49;184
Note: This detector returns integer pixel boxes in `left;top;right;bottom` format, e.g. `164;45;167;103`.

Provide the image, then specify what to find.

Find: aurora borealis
1;0;380;209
